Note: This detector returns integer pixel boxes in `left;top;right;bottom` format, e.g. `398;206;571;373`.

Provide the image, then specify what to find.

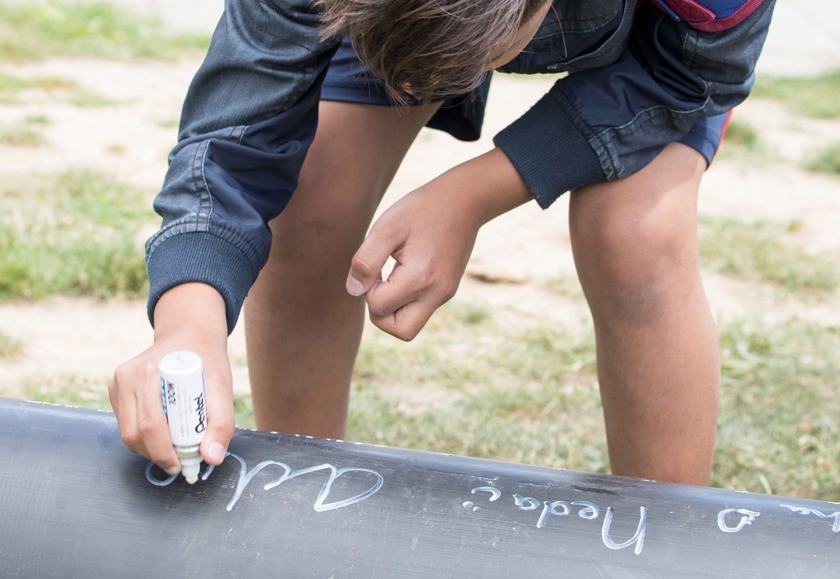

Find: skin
568;144;719;481
111;0;719;485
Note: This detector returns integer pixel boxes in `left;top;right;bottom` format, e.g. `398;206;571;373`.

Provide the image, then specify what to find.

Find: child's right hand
109;283;235;476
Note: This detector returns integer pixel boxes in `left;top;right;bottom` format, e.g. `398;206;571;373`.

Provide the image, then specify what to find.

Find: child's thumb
346;227;397;297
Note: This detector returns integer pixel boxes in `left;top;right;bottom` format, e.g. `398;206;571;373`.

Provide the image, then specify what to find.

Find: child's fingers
364;258;449;341
110;358;180;475
199;360;235;466
346;219;402;297
367;296;437;342
137;380;180;474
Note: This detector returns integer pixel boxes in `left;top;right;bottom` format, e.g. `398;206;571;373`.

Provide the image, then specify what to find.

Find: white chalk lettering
717;508;761;533
465;486;501;512
464;487;502;512
145;451;383;513
537;500;570;529
145;462;177;487
601;506;647;555
466;487;646;554
571;501;600;520
513;494;541;510
781;504;840;532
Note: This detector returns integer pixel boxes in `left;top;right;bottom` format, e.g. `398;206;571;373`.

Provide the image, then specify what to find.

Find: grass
22;373;114;409
0;112;53;146
0;121;46;147
0;330;22;359
716;119;766;161
350;307;840;501
0;169;154;300
730;69;840;176
348;304;607;472
754;69;840;119
0;0;210;62
1;73;72;100
0;72;114;107
543;273;586;300
715;319;840;500
0;71;28;102
24;114;49;125
747;68;840;178
156;118;180;130
805;142;840;177
698;215;839;300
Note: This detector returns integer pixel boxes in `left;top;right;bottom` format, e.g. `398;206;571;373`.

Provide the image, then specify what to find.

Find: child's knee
575;216;698;323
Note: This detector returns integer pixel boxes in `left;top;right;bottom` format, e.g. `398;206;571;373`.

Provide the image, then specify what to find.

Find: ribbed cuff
493;90;605;209
147;231;256;335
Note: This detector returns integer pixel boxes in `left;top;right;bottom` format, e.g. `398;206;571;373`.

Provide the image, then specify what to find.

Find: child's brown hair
317;0;549;104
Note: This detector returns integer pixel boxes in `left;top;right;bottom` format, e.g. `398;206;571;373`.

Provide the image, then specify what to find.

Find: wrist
153;283;228;344
434;147;532;227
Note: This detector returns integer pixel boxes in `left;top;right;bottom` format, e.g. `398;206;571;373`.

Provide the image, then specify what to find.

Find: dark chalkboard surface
0;397;837;577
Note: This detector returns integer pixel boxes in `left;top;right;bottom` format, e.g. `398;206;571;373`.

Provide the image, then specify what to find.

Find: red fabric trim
656;0;767;32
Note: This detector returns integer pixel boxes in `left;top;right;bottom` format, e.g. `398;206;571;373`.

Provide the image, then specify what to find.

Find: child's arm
146;1;341;337
113;0;339;463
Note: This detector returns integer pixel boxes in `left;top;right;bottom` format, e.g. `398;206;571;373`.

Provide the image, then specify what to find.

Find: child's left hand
345;180;479;340
346;147;531;340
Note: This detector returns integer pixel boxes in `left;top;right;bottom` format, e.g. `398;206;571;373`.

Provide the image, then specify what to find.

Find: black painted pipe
1;397;838;577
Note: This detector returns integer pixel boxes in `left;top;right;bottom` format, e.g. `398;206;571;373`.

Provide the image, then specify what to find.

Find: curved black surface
1;397;838;577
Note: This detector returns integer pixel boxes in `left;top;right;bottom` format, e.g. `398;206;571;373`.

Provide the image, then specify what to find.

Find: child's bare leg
569;143;720;485
244;101;439;438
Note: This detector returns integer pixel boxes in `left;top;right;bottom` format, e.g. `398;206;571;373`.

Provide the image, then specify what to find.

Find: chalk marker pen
160;350;207;484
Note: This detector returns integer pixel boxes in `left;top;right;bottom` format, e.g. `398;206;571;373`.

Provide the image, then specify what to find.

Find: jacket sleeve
493;0;776;209
145;0;339;333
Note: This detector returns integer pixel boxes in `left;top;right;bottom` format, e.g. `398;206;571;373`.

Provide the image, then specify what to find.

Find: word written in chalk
782;504;840;532
463;486;840;557
146;451;384;512
464;486;648;555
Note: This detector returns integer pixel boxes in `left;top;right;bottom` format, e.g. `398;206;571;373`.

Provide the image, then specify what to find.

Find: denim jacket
146;0;776;333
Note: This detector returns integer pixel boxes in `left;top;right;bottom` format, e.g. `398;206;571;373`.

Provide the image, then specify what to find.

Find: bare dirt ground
1;2;840;401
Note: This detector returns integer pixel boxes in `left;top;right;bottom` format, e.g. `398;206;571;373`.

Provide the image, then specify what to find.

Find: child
110;0;776;484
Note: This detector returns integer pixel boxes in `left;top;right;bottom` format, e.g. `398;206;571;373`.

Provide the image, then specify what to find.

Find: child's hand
346;182;480;340
109;283;234;476
346;147;532;341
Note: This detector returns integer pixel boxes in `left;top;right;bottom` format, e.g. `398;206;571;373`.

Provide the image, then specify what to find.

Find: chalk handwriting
603;507;647;555
781;504;840;532
146;451;384;513
717;508;761;533
462;486;502;512
511;495;602;529
513;494;540;511
465;487;647;555
143;454;839;555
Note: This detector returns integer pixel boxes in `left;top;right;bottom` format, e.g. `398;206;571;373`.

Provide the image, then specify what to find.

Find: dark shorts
321;38;730;164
